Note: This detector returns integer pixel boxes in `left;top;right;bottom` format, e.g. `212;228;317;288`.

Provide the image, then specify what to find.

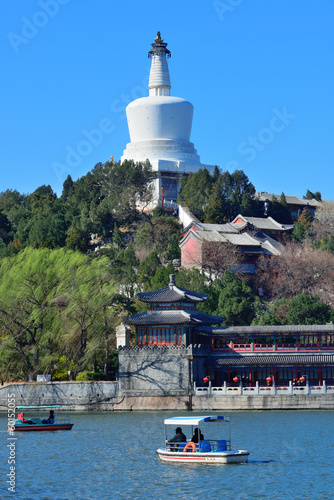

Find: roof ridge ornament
169;274;176;287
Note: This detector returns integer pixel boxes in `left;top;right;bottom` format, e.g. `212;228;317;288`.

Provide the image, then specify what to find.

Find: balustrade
194;381;333;396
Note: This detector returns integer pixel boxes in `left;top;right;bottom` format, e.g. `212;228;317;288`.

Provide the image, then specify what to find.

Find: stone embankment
1;381;334;411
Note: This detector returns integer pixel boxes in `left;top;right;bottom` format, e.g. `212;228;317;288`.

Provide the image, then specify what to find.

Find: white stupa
121;32;215;209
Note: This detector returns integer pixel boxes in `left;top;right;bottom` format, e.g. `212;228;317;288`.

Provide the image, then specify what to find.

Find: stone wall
0;381;118;411
1;382;334;412
117;345;210;396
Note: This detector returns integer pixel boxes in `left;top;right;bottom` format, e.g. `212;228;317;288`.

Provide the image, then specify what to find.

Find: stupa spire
148;31;171;96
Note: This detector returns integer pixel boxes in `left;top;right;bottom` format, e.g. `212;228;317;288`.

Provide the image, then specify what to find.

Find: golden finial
110;156;115;164
154;31;163;44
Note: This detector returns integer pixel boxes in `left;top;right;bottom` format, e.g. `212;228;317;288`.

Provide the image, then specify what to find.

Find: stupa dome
121;32;214;208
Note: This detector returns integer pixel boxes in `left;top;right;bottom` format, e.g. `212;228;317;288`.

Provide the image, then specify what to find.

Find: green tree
135;215;181;261
138;252;161;286
286;294;331;325
177;168;213;219
66;226;89;252
213;270;256;325
292;208;313;242
0;211;11;244
204;184;228;223
0;248;62;379
112;223;124;249
266;193;292;224
94;160;154;224
0;248;121;381
112;245;139;299
304;190;322;201
61;175;74;201
60;255;117;378
148;263;175;291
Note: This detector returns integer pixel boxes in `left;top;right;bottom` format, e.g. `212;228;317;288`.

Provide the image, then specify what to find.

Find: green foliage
252;309;282;326
52;356;77;381
252;295;332;325
138;252;161;285
266;194;292;224
112;223;124;249
319;234;334;254
292;208;313;242
94;159;154;224
0;212;11;244
112;245;139;299
147;263;175;291
66;226;89;252
178;168;259;222
213;270;256;326
135;215;181;261
0;248;120;381
304;190;322;201
286;294;331;325
177;168;213;219
204;184;228;223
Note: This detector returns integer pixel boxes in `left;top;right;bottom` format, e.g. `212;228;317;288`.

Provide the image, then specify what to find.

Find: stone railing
194;380;334;396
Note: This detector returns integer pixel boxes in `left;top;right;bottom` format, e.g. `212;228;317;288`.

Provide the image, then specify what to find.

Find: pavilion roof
126;309;223;326
137;274;208;303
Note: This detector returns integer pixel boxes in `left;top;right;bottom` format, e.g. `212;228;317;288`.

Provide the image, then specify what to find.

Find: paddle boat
157;415;249;464
9;405;74;432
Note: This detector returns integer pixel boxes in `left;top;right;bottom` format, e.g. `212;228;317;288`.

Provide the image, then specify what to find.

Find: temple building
117;276;334;396
126;274;223;346
121;32;215;209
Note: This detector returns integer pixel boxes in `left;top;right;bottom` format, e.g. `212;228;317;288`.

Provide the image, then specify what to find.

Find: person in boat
167;427;187;451
191;428;204;443
18;412;35;425
42;410;55;425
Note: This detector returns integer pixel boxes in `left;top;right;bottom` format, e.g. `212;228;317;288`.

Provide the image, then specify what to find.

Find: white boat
156;415;249;464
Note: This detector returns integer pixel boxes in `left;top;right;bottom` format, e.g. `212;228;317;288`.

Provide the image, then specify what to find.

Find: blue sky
1;0;333;200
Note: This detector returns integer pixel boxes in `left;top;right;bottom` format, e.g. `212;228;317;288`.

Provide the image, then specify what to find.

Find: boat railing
54;418;72;425
166;439;231;452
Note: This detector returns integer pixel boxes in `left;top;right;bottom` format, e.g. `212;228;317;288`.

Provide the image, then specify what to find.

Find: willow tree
59;254;118;379
0;247;119;381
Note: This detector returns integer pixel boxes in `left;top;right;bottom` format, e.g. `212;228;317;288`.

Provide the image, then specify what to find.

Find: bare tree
257;241;334;303
313;200;334;239
200;240;240;282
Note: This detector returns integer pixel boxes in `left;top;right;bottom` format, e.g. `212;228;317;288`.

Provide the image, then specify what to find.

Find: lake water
1;409;334;499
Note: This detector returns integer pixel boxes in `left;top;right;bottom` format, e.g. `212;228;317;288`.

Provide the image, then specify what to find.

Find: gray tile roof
197;325;334;335
126;310;224;325
181;221;239;235
252;231;283;256
197;222;239;234
137;286;208;303
214;354;334;366
137;274;208;303
222;232;262;246
255;192;320;208
231;215;293;231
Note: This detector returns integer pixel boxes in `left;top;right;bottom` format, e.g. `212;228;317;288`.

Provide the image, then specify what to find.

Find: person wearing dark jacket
191;428;204;443
167;427;187;451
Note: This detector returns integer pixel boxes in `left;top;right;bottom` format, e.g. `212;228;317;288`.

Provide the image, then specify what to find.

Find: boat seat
217;440;227;451
199;440;211;452
178;442;187;452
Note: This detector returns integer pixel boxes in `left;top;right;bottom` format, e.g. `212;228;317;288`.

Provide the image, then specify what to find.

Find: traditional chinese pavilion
126;274;223;346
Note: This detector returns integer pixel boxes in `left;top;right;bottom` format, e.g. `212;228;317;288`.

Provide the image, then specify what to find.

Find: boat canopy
164;416;230;426
16;405;60;410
